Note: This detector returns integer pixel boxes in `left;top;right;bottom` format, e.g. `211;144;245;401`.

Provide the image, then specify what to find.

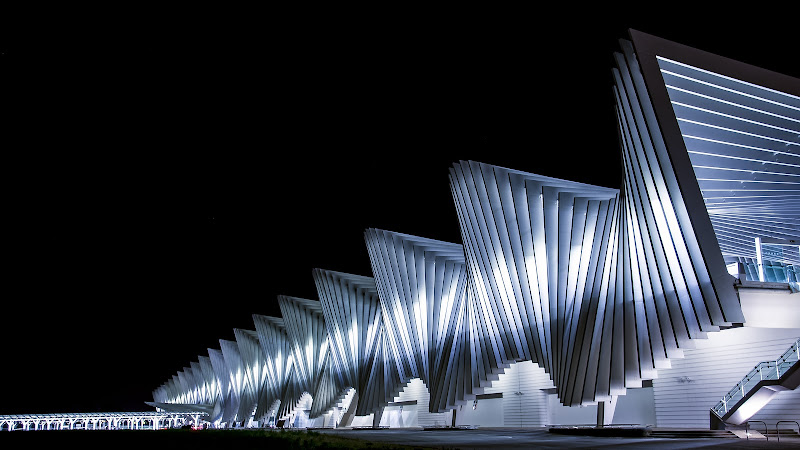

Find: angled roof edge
628;29;800;97
625;29;798;321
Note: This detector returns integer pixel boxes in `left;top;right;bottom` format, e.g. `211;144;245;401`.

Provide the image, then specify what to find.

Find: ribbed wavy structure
219;338;253;421
313;269;386;416
153;32;795;423
198;356;219;406
450;77;746;405
309;349;348;418
452;161;616;405
252;315;294;421
207;347;237;424
277;295;328;420
365;228;472;413
233;329;267;423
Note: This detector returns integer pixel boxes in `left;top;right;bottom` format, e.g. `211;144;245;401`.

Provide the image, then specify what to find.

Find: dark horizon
3;8;798;414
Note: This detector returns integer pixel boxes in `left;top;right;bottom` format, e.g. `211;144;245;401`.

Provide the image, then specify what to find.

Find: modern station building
151;30;799;431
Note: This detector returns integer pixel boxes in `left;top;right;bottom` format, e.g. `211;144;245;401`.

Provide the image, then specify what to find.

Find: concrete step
767;430;800;438
649;428;738;439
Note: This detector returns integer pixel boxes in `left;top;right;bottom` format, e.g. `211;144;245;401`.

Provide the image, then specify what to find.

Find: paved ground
318;427;800;449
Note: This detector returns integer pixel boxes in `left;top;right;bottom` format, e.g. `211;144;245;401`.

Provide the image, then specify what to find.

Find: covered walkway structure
0;411;205;431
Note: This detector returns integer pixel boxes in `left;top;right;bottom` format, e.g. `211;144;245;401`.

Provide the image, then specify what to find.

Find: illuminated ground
1;428;799;449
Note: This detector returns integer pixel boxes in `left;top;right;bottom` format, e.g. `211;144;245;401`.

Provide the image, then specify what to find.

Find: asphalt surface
318;427;800;449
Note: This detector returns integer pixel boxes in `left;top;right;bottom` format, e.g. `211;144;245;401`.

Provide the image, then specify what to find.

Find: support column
755;237;765;282
451;407;457;427
596;402;605;428
596;396;618;427
372;407;384;428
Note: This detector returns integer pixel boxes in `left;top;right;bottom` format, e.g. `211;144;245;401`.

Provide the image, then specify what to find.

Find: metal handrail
740;256;799;283
712;338;800;418
776;420;799;443
747;420;769;441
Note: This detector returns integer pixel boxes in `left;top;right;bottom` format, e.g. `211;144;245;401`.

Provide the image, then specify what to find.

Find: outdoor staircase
710;338;800;428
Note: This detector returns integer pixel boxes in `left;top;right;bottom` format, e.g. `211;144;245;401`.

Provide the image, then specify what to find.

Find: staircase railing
776;421;799;442
712;338;800;418
747;420;769;441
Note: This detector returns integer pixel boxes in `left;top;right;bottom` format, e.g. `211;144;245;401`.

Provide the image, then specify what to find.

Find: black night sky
3;7;798;414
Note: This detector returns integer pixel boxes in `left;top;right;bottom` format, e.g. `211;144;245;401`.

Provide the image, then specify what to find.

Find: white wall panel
480;361;553;427
653;327;800;428
380;405;418;428
612;387;656;426
390;378;451;427
547;396;597;426
455;398;503;427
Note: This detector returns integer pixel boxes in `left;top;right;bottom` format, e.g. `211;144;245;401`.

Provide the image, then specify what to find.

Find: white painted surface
456;397;504;427
390;378;452;427
739;288;800;328
547;396;598;426
480;361;554;427
652;327;800;428
290;394;314;428
612;387;656;426
380;405;418;428
350;414;374;427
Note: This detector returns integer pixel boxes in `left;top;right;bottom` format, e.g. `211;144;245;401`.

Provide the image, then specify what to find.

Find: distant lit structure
0;412;203;431
152;30;799;431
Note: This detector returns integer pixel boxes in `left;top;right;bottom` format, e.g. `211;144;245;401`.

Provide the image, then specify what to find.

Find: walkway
0;411;205;431
318;427;800;449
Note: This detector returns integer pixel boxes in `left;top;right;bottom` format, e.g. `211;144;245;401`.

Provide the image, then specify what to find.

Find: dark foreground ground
2;428;799;449
0;428;414;449
321;428;800;449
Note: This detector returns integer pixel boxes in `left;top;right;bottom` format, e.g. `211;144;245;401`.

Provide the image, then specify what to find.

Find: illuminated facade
152;31;799;430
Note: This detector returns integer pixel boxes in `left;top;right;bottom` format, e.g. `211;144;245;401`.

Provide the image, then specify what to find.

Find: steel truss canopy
152;30;799;425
